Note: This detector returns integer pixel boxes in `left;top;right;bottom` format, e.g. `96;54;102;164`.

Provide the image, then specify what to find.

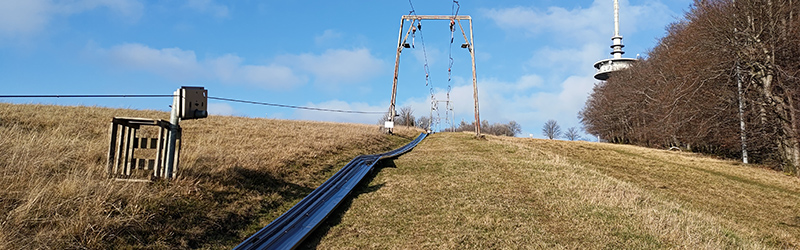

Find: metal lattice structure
431;98;455;132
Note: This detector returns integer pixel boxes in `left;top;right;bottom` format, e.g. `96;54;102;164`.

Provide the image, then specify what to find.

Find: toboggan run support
107;117;181;180
106;86;207;181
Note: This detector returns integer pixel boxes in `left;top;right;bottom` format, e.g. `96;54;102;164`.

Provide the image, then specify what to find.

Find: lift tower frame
388;15;481;136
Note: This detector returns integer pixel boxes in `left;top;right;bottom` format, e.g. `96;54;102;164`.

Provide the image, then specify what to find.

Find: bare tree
453;120;522;136
579;0;800;175
542;120;561;139
563;127;581;141
454;120;475;133
508;121;522;136
416;116;431;130
493;124;514;136
396;106;415;127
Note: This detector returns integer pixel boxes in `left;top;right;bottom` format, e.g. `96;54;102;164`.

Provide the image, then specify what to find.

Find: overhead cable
0;94;384;115
0;94;175;98
208;96;384;114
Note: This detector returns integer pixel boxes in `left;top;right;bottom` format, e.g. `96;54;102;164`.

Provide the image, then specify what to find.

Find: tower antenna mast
593;0;637;80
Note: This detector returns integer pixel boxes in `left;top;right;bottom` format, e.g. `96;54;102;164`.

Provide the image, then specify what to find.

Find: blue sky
0;0;692;139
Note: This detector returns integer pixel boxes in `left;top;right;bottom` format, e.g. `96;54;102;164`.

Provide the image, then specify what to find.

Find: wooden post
388;17;406;134
106;117;185;181
124;127;135;176
468;18;481;137
114;124;126;177
107;122;118;178
173;129;181;179
155;126;165;178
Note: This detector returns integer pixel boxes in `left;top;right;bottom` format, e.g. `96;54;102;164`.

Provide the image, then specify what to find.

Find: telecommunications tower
593;0;637;81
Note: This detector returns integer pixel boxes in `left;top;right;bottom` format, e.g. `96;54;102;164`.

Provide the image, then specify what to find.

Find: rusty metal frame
388;15;481;136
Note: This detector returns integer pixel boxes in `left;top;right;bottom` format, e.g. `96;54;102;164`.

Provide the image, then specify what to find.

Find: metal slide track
234;133;427;250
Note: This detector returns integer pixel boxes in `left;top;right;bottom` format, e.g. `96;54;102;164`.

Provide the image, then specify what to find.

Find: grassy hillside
4;103;799;249
0;103;421;249
312;132;800;249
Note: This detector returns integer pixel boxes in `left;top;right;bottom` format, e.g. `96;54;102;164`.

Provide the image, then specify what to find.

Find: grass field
3;103;800;249
0;103;420;249
311;132;800;249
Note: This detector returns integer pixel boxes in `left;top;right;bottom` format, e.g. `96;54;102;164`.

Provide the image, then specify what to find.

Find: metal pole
614;0;620;37
165;89;180;179
389;18;405;133
469;18;481;136
450;101;455;132
430;99;434;132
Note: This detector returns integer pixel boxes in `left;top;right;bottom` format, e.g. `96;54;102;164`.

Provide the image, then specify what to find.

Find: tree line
452;120;521;137
579;0;800;175
541;119;582;141
380;106;522;137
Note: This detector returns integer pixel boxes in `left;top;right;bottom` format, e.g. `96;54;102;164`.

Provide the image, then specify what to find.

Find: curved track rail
234;133;427;250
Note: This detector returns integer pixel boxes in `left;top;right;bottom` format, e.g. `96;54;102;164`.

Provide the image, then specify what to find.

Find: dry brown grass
5;102;798;249
313;132;800;249
0;102;421;249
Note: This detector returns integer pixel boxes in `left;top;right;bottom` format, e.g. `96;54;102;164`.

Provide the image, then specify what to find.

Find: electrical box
180;86;208;120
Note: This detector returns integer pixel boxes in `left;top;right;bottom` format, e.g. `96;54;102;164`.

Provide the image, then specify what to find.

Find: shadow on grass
203;166;318;247
133;162;315;249
298;159;398;249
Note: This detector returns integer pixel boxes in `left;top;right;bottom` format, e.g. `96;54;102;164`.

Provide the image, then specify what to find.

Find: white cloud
481;74;544;93
238;65;305;88
314;29;342;45
102;43;202;80
292;100;386;124
93;43;386;89
58;0;143;21
409;46;443;67
509;75;596;138
0;0;143;37
207;54;305;89
530;43;607;79
93;43;305;88
483;0;672;43
0;0;51;36
516;75;544;90
208;102;235;116
183;0;228;18
483;5;606;42
282;48;385;85
522;76;596;122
